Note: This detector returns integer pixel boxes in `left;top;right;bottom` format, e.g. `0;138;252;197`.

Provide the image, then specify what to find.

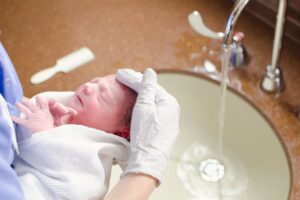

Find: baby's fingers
16;102;32;116
22;97;37;112
54;103;69;114
67;107;78;116
36;95;48;109
10;115;25;125
48;99;57;108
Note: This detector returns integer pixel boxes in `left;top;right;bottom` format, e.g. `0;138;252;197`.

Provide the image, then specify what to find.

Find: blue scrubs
0;42;24;200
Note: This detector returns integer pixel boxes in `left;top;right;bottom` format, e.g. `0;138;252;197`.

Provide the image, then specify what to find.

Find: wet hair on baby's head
114;82;137;140
122;84;137;128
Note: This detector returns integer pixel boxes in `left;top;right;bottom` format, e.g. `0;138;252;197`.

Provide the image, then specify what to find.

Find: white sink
109;71;291;200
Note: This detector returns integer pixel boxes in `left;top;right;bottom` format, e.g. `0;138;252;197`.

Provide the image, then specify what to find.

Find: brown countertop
0;0;299;199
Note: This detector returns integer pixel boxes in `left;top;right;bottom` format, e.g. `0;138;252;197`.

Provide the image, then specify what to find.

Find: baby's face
67;75;128;133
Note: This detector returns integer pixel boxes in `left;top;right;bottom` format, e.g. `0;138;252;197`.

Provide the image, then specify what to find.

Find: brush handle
30;47;95;85
56;47;95;73
30;67;59;84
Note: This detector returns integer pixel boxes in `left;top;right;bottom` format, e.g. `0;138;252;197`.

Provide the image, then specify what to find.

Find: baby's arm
11;96;55;133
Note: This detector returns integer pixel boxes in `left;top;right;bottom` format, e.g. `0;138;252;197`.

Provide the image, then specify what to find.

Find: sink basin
109;70;291;200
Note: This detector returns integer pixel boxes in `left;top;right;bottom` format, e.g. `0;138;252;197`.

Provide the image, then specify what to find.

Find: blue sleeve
0;106;24;200
0;43;23;116
0;42;24;199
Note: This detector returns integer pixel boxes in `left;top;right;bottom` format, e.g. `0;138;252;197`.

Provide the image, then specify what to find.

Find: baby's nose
82;83;94;95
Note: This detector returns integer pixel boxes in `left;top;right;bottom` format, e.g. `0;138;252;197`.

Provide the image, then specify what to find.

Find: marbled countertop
0;0;299;199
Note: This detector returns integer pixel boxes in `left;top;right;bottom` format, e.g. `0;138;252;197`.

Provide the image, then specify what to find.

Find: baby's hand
11;96;55;133
48;99;78;126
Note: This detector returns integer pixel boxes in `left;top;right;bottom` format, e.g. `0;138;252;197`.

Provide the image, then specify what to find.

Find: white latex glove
116;68;180;184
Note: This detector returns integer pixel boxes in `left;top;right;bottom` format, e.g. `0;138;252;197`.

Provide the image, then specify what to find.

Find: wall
240;0;300;45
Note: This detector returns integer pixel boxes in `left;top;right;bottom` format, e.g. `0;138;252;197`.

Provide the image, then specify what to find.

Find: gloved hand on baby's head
117;68;180;184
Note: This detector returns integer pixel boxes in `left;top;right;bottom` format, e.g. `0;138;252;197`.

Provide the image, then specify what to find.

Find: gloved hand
116;68;180;184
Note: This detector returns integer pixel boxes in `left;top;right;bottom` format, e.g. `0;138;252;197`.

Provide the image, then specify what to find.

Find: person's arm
104;173;156;200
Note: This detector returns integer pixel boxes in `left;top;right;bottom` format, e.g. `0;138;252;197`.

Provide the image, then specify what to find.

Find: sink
109;70;291;200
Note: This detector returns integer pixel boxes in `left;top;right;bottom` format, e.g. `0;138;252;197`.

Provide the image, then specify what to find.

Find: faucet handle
230;32;247;68
188;11;224;39
233;32;244;44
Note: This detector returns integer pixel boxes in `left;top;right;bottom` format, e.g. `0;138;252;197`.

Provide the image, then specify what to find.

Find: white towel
13;124;130;200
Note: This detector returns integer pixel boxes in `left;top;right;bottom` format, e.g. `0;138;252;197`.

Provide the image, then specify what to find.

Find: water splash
177;143;248;200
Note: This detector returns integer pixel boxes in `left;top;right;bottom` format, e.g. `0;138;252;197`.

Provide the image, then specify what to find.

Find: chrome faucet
261;0;287;94
222;0;249;46
189;0;287;94
188;0;249;68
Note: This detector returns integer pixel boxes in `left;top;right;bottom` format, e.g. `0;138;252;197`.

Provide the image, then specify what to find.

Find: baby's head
67;74;137;139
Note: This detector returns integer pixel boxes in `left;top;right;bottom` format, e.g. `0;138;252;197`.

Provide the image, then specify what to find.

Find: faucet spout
223;0;249;46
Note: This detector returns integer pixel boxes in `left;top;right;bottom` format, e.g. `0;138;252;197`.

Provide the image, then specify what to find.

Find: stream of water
218;45;231;157
177;44;248;199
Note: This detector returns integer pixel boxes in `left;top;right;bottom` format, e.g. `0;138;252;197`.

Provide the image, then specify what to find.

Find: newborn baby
12;75;137;200
12;74;137;139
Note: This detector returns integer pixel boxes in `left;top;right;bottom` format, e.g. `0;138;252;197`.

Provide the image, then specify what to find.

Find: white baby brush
30;47;95;84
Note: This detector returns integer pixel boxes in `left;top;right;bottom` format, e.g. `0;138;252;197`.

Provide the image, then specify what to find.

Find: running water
215;44;232;200
217;45;232;156
177;44;248;199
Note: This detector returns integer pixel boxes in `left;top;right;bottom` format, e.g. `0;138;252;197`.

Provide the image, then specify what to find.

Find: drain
177;143;248;199
199;158;225;182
